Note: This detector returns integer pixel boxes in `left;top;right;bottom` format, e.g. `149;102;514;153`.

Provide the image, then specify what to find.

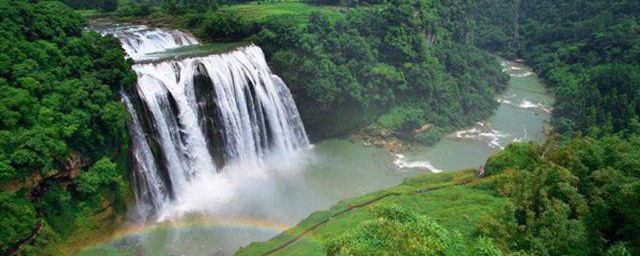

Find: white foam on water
393;154;442;173
501;60;533;78
497;96;552;114
519;99;537;109
449;127;508;149
512;126;528;143
99;25;199;60
518;100;552;114
496;97;512;105
510;71;533;78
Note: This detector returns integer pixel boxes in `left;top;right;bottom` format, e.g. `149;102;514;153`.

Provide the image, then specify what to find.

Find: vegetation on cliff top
236;170;506;255
0;0;134;254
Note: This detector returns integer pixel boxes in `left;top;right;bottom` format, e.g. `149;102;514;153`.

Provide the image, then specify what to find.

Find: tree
326;204;460;256
0;192;37;253
479;137;640;255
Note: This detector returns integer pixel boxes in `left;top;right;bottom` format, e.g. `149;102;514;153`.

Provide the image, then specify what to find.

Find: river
79;25;552;256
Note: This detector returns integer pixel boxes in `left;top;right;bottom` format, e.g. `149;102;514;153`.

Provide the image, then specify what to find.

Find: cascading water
105;25;309;220
98;25;199;59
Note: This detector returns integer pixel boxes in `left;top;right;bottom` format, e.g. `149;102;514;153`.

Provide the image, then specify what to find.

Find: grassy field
74;9;102;18
235;170;507;256
222;1;345;25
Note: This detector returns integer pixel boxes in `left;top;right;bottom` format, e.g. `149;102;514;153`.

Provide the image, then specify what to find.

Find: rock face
356;129;408;153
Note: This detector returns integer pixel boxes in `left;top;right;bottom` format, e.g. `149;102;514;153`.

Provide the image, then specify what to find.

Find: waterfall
103;25;309;220
98;25;199;59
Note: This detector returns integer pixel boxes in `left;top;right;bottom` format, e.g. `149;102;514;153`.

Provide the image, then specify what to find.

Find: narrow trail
260;183;459;256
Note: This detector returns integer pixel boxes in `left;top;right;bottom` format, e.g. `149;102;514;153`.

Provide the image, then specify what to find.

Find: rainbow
77;215;331;255
108;216;293;241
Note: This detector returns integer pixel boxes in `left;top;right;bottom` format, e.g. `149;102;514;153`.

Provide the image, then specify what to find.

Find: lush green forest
253;1;508;141
0;0;134;254
476;0;640;137
478;136;640;255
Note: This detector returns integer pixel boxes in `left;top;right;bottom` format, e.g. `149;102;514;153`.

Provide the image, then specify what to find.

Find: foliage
479;136;640;255
0;191;37;253
472;236;505;256
254;1;507;139
186;9;255;42
161;0;219;15
413;126;445;146
77;158;125;205
115;1;154;17
0;0;133;252
326;204;461;256
57;0;118;12
483;142;541;177
475;0;640;136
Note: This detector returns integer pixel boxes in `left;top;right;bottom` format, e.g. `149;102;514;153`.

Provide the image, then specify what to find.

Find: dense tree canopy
480;137;640;255
57;0;118;12
475;0;640;137
470;2;640;254
253;0;508;140
0;0;134;253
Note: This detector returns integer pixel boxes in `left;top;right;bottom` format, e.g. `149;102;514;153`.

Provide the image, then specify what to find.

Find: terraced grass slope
236;170;507;256
222;1;344;25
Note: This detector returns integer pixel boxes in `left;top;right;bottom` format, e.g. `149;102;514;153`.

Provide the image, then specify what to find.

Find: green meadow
221;1;345;24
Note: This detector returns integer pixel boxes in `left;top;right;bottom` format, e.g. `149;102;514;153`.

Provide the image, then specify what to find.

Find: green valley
1;0;639;255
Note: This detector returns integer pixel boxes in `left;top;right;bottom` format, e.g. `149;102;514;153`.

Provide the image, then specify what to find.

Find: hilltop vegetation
0;0;134;254
478;137;640;255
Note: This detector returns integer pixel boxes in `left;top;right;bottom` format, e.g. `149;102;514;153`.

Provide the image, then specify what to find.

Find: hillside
0;1;134;254
238;136;640;255
236;170;506;255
